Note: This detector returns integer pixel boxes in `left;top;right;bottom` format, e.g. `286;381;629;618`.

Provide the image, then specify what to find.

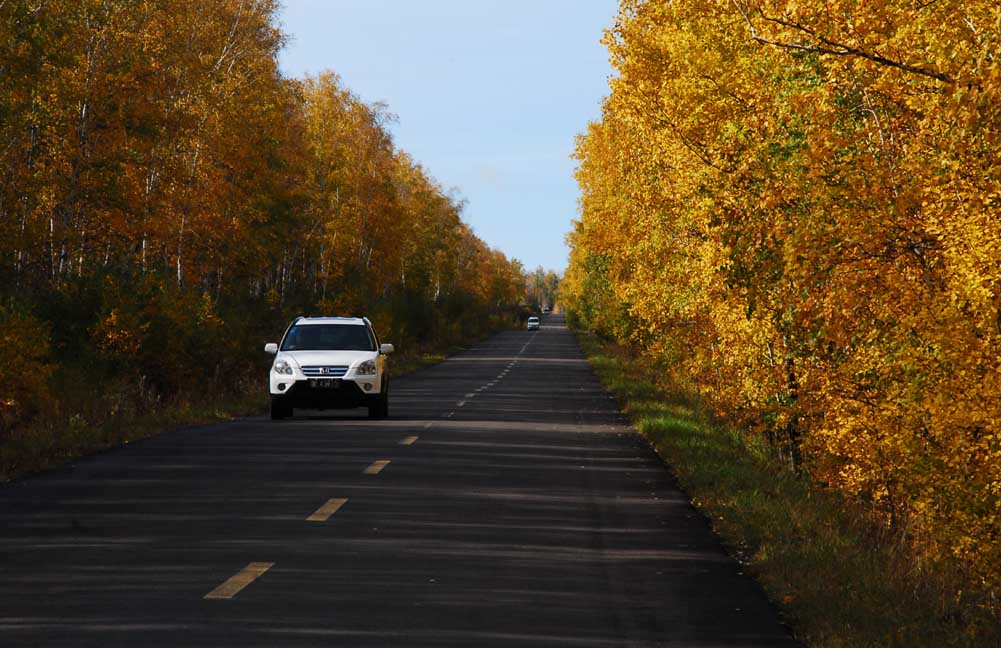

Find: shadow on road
0;315;797;647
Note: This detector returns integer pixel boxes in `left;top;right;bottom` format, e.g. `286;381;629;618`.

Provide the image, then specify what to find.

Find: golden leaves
567;0;1001;590
0;308;52;428
0;2;527;430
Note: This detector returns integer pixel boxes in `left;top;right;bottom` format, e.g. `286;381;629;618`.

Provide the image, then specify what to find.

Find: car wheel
270;397;290;420
380;383;390;418
368;381;389;419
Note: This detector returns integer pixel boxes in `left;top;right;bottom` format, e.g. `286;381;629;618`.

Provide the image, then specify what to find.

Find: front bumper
270;378;377;410
271;370;380;396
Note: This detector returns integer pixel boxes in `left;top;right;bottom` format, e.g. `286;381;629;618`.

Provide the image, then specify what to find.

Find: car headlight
355;359;377;376
273;359;294;375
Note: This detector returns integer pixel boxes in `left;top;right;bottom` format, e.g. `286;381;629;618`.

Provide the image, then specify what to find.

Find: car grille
301;365;349;377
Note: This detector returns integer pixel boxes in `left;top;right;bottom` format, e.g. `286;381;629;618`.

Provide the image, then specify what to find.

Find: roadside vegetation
0;1;526;480
580;333;1000;646
565;0;1001;642
525;266;561;313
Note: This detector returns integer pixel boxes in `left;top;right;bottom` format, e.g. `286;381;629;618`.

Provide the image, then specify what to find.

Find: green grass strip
578;333;998;647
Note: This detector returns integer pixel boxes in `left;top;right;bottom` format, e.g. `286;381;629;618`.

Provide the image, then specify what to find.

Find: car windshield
281;324;375;352
528;318;539;323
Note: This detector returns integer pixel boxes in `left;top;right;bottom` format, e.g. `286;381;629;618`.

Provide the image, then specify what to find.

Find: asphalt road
0;314;796;647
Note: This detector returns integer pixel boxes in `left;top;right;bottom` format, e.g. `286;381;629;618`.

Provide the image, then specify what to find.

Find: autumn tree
566;0;1001;593
525;266;560;311
0;2;526;442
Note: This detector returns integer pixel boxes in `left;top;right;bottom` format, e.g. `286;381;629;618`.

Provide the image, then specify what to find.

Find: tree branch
731;0;955;84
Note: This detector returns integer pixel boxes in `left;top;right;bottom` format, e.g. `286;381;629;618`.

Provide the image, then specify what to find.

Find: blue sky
277;0;617;273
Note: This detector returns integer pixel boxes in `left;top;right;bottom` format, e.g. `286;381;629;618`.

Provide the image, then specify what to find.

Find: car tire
368;380;389;419
270;397;291;420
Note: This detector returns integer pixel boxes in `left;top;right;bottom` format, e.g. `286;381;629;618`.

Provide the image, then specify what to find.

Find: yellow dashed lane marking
204;562;274;600
306;498;347;522
364;460;391;475
400;436;418;446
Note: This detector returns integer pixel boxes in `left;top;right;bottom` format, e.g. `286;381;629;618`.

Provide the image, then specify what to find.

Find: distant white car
264;316;393;420
527;316;540;331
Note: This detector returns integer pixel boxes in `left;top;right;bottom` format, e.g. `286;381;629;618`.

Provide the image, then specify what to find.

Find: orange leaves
296;71;526;319
92;308;144;357
0;307;52;429
568;0;1001;592
0;0;526;435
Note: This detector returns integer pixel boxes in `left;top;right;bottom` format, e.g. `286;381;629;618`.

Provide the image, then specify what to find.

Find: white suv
264;316;394;420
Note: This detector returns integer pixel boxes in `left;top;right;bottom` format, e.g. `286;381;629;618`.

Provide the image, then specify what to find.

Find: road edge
575;331;997;647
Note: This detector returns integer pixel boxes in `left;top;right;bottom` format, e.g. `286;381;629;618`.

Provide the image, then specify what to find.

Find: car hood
280;350;375;368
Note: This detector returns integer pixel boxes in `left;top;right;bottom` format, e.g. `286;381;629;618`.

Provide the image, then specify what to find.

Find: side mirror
264;343;278;355
380;343;395;355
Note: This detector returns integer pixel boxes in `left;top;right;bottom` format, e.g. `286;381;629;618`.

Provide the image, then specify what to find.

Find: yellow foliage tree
0;2;525;431
567;0;1001;591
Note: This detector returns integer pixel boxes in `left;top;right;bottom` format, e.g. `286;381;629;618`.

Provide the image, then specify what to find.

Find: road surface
0;315;796;646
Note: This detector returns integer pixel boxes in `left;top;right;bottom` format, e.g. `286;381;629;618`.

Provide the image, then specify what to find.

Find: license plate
309;378;341;389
